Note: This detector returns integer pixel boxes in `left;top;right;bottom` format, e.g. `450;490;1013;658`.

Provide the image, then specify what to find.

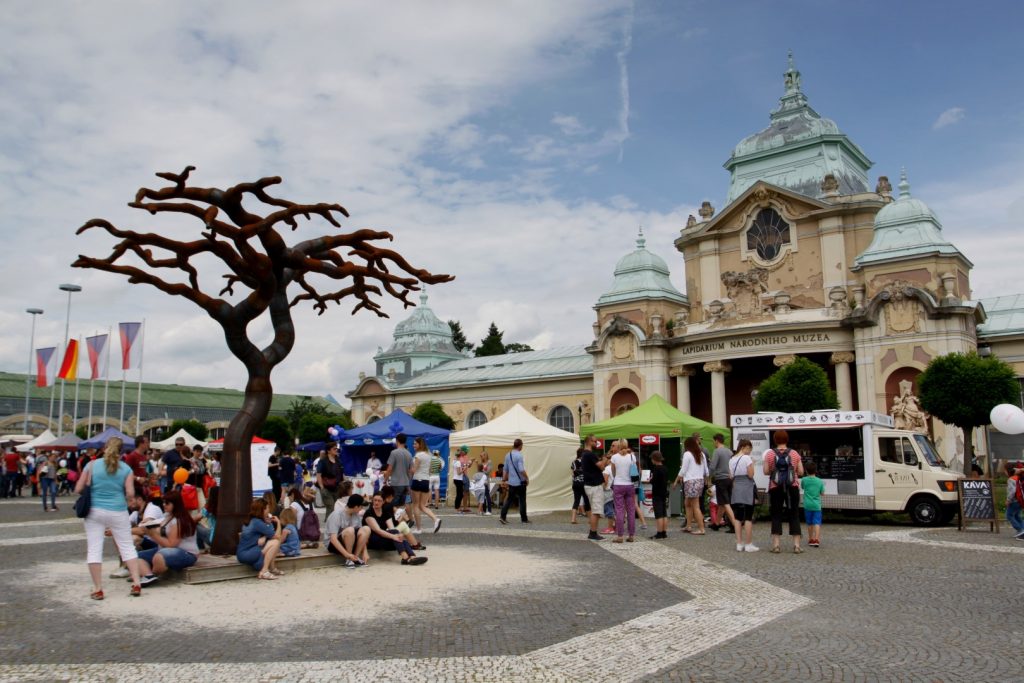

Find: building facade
348;58;1024;465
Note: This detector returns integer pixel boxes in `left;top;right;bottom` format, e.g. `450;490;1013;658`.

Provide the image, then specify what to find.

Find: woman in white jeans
75;437;143;600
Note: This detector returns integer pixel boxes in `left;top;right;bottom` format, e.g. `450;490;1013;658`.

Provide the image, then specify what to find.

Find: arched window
746;208;791;263
547;405;574;433
610;388;640;416
467;410;488;429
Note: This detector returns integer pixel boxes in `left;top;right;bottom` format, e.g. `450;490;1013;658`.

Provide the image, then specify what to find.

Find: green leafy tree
412;401;455;430
286;397;333;431
448;320;474;353
917;351;1018;476
297;413;351;444
475;322;506;357
259;415;294;452
504;342;533;353
168;418;209;442
75;426;89;440
754;357;839;413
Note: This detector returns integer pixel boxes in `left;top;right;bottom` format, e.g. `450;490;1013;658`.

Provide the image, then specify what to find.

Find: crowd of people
571;430;828;553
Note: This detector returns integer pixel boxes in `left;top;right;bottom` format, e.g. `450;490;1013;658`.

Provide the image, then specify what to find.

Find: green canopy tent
584;394;730;513
584;393;727;443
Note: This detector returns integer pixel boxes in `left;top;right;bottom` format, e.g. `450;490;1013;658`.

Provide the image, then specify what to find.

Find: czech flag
119;322;142;370
86;334;109;380
36;347;57;387
58;339;79;381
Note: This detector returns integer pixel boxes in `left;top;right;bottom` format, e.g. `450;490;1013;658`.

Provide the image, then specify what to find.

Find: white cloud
932;107;966;130
551;113;591;136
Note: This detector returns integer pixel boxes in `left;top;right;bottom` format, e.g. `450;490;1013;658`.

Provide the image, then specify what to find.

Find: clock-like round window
746;208;791;263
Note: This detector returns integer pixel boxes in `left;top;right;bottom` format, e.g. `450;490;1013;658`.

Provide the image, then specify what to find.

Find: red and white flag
86;334;109;380
119;322;142;370
35;347;58;387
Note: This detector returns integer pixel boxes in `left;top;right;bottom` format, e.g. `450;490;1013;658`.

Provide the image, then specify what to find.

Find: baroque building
347;57;1024;465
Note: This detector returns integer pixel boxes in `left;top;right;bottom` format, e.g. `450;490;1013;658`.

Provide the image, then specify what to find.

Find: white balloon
990;403;1024;435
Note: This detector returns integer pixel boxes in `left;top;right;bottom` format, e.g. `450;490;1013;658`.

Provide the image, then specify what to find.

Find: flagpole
102;326;111;432
135;319;145;436
72;336;81;437
120;367;126;429
48;375;56;430
87;331;96;438
56;284;82;436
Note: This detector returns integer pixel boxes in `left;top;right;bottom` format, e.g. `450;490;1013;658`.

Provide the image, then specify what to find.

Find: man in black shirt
580;435;607;541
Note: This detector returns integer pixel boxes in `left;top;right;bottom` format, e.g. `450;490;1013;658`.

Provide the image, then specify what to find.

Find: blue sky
0;1;1021;402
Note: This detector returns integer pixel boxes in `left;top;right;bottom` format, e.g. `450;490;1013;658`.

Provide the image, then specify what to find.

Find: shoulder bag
74;461;93;518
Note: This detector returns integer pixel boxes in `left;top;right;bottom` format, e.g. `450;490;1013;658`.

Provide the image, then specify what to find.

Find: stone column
669;366;696;414
703;361;732;426
830;351;856;411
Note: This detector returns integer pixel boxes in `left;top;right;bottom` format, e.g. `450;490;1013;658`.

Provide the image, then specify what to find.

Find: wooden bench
184;548;345;584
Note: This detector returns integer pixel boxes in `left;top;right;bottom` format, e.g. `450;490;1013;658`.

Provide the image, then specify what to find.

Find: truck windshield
913;434;944;467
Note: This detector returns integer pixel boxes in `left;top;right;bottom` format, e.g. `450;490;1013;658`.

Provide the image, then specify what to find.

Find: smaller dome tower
373;290;464;382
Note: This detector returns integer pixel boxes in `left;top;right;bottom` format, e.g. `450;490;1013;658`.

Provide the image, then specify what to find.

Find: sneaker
809;540;820;548
744;544;760;553
499;518;508;525
601;527;615;534
345;560;356;569
129;584;141;597
1016;531;1024;539
484;511;492;516
433;519;443;533
587;532;604;541
139;574;159;586
736;543;745;552
90;590;104;601
109;567;130;579
522;520;532;524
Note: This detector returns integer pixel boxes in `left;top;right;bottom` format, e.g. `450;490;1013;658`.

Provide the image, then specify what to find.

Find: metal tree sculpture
73;166;452;553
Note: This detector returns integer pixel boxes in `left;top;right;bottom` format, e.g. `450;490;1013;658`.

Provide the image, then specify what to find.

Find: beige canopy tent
448;403;578;514
150;428;208;451
17;429;56;452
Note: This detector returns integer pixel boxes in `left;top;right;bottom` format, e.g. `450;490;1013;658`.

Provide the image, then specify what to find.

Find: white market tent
449;403;578;514
17;429;57;452
150;429;208;451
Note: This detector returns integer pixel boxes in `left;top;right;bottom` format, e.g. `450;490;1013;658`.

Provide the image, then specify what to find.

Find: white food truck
730;411;962;525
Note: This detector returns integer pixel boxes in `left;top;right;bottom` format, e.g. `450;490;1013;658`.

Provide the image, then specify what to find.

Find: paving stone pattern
1;500;1021;682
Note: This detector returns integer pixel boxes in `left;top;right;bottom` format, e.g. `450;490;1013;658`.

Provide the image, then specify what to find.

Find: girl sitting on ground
278;507;301;558
237;498;283;580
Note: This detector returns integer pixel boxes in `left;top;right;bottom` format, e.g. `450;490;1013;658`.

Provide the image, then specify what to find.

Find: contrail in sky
616;2;634;163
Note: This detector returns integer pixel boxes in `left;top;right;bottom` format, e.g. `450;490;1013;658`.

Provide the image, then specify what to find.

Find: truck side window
901;439;918;467
879;438;901;463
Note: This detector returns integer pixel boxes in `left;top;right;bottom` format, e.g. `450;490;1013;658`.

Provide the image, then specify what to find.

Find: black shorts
411;479;430;493
733;503;755;523
715;479;733;506
652;494;668;519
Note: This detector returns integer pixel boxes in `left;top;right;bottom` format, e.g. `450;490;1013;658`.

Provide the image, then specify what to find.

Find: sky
1;1;1022;406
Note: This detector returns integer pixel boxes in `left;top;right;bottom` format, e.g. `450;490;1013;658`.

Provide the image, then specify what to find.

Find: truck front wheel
907;495;942;526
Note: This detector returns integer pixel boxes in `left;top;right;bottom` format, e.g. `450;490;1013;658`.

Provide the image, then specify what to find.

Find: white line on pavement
866;528;1024;555
0;518;79;528
0;533;84;547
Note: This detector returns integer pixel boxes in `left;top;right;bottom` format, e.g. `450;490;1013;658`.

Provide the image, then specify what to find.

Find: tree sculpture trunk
72;167;452;555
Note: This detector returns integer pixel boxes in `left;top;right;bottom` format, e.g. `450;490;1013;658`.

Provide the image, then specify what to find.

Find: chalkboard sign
813;455;864;481
957;479;999;532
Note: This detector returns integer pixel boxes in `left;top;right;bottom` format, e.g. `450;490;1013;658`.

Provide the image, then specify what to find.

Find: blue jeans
1006;501;1024;533
140;546;197;571
39;478;57;509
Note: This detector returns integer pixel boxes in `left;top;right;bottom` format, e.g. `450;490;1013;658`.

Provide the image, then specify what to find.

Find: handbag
74;462;93;518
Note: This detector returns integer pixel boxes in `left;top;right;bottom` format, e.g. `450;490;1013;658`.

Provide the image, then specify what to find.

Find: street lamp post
22;308;44;434
56;284;82;437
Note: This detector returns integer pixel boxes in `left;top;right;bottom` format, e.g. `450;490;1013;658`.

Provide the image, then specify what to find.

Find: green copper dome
725;53;872;202
596;229;687;307
853;169;968;269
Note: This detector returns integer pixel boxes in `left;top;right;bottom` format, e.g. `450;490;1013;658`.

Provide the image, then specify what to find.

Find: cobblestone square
1;501;1021;682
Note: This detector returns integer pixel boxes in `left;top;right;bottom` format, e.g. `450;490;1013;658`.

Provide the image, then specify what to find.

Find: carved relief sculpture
890;379;928;434
876;176;892;198
721;269;769;318
882;282;922;334
820;173;840;196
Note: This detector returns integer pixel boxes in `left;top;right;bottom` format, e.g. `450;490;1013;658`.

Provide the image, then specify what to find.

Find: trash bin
669;486;683;517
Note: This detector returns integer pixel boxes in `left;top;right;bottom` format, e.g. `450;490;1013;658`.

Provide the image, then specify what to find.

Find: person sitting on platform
379;486;425;550
333;480;355;514
325;493;370;567
136;489;200;585
236;498;283;580
277;506;302;559
362;493;427;565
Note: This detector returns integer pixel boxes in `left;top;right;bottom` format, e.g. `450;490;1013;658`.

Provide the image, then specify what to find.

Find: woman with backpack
763;430;804;554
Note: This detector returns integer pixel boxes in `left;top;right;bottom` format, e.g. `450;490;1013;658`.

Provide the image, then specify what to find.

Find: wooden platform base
184;548;344;584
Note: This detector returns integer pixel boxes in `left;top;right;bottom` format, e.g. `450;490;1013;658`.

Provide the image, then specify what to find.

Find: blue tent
341;410;451;496
80;426;135;451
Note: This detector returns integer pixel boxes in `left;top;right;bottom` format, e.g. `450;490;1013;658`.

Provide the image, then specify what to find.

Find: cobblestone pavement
0;498;1020;682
